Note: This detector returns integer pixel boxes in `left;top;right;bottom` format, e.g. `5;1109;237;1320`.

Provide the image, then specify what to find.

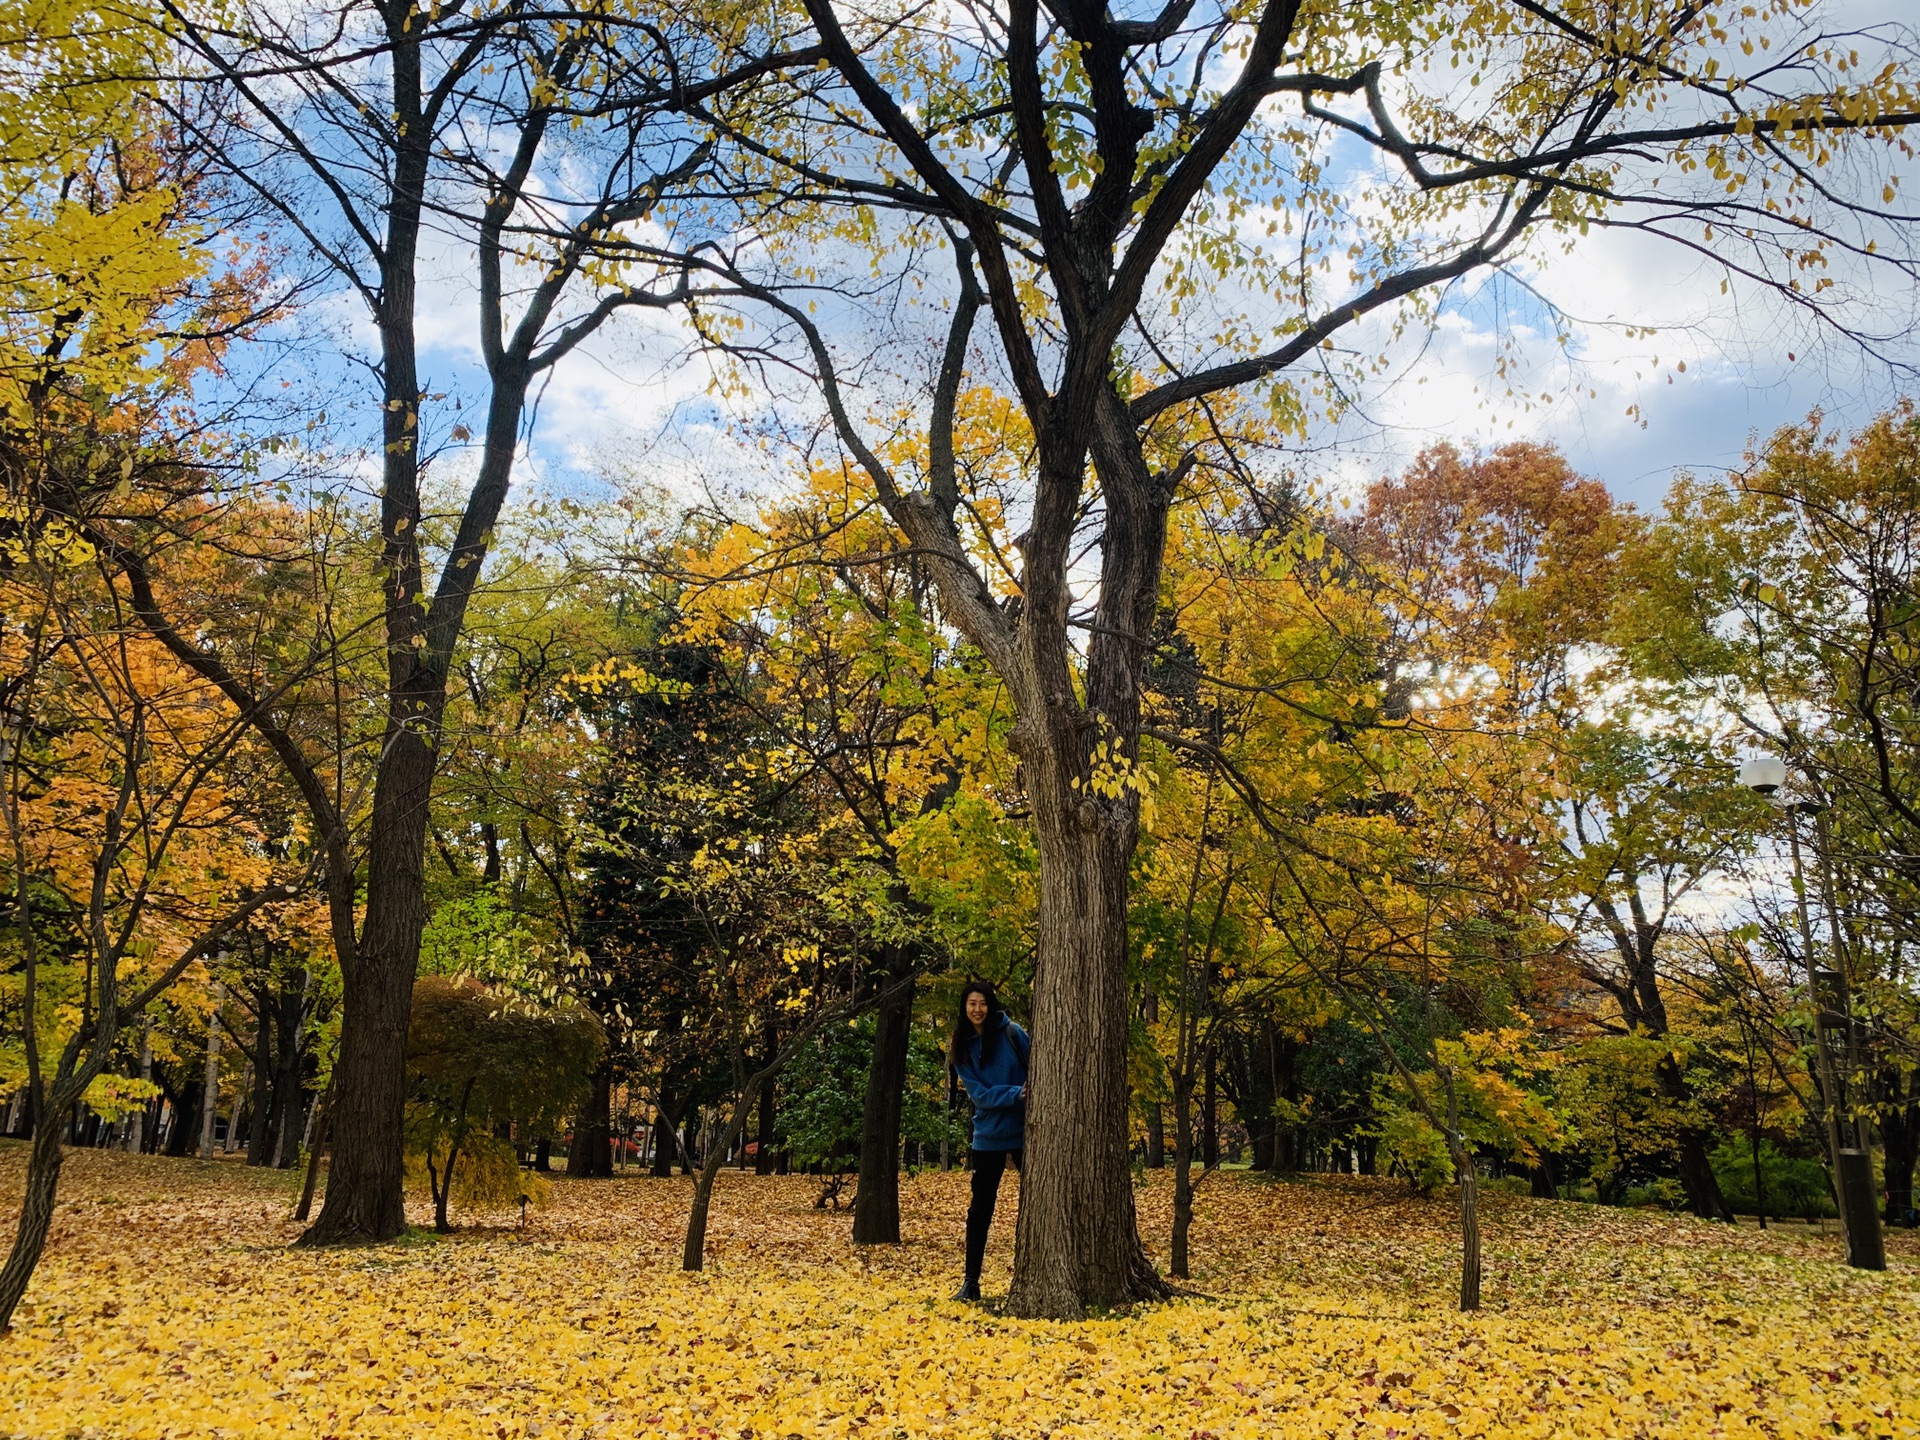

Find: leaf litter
1;1147;1914;1439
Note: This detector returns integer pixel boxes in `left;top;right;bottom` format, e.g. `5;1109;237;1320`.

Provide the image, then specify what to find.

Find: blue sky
269;0;1918;529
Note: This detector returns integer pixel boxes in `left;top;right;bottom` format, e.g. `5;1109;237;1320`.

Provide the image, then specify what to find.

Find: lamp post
1739;755;1885;1270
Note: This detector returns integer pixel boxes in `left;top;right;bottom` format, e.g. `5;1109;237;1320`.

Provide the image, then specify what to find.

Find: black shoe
951;1278;981;1302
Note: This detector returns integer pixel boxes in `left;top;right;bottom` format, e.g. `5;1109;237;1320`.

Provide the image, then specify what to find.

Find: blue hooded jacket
956;1016;1029;1152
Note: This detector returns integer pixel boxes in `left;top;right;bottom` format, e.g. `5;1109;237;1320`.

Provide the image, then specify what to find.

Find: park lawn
1;1144;1915;1440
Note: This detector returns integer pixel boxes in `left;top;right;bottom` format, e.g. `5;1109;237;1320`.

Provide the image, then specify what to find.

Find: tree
684;0;1919;1316
152;0;817;1243
0;502;309;1325
0;10;311;1323
404;976;604;1232
1619;407;1920;1232
677;464;1004;1241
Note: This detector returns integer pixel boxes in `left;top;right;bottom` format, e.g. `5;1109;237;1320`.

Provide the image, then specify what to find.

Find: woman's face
965;990;990;1029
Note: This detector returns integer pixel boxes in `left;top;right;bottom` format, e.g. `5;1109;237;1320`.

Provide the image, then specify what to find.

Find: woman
949;980;1029;1301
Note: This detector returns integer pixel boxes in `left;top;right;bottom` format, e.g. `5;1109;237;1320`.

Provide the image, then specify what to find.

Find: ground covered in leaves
2;1145;1915;1439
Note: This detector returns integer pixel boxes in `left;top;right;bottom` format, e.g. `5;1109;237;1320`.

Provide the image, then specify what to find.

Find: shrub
1710;1137;1837;1219
405;976;604;1231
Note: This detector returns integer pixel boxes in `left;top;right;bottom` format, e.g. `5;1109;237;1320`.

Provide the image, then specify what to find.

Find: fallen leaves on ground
1;1145;1914;1439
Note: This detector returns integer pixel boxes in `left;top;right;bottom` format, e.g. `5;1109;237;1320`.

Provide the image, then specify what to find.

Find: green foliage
404;976;605;1227
1709;1138;1837;1220
1556;1035;1688;1199
419;888;585;1004
778;1016;963;1171
1369;1095;1455;1197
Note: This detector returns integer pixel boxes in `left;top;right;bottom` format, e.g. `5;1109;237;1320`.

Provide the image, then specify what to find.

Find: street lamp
1740;756;1886;1270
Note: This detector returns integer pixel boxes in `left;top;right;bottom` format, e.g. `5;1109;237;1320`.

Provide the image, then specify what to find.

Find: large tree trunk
297;729;436;1244
269;972;307;1168
0;1119;65;1329
650;1093;679;1177
852;974;913;1244
1005;750;1164;1316
567;1065;614;1178
754;1056;778;1176
245;988;274;1165
1001;410;1172;1319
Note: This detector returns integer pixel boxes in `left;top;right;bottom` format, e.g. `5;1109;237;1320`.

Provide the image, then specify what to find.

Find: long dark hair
948;980;1005;1068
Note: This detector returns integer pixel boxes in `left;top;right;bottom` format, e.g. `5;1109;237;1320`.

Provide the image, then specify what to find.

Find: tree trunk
0;1119;65;1329
754;1062;777;1176
164;1080;200;1157
566;1065;613;1178
1456;1159;1481;1312
1529;1157;1558;1200
246;988;274;1165
430;1152;453;1234
1201;1043;1218;1171
683;1090;760;1270
1880;1093;1918;1226
852;973;913;1244
534;1136;552;1173
127;1026;152;1155
297;726;436;1244
1005;741;1165;1317
294;1092;330;1223
1141;988;1164;1169
650;1095;679;1177
1170;1065;1193;1280
269;973;307;1168
198;982;223;1159
1676;1124;1735;1223
1243;1024;1274;1172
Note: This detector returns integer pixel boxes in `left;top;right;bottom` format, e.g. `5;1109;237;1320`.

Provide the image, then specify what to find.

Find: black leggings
964;1148;1022;1281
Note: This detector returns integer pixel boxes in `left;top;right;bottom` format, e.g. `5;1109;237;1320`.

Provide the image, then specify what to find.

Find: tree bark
1456;1161;1482;1312
852;973;913;1244
1530;1157;1559;1199
1005;692;1167;1316
199;982;223;1159
164;1080;200;1157
650;1094;680;1177
294;1093;330;1223
754;1060;777;1176
1141;988;1164;1169
1675;1121;1736;1223
246;987;274;1165
297;725;437;1242
1170;1063;1193;1280
0;1121;65;1329
683;1093;756;1270
1201;1041;1219;1171
566;1065;614;1178
295;15;440;1245
269;971;307;1168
